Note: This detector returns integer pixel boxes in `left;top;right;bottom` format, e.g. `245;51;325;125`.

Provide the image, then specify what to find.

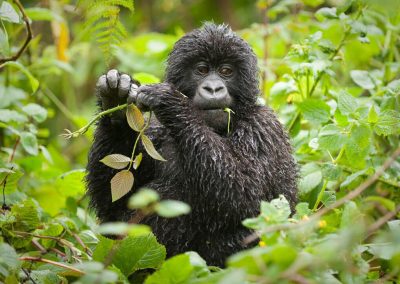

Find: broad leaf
155;200;191;218
126;104;145;131
337;91;358;115
145;254;193;284
111;170;134;202
298;99;330;124
299;163;322;194
100;154;131;169
2;62;39;92
0;1;20;23
20;132;38;155
22;103;48;123
141;135;166;161
128;188;159;209
374;110;400;136
350;70;375;90
318;124;346;152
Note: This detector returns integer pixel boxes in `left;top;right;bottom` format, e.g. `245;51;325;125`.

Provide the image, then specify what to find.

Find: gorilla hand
127;83;181;112
96;69;140;120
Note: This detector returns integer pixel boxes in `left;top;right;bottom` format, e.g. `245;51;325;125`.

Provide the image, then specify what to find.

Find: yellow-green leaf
133;153;143;169
111;170;134;202
141;135;166;162
100;154;131;169
126;104;145;131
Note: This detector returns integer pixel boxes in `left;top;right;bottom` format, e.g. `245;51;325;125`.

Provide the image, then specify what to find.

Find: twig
61;103;128;139
366;204;400;237
20;256;84;275
243;147;400;244
0;0;33;64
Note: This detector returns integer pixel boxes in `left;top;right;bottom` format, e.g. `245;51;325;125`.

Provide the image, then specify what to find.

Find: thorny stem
61;103;128;138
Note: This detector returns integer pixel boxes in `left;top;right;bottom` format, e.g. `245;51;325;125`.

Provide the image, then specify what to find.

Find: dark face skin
190;62;235;133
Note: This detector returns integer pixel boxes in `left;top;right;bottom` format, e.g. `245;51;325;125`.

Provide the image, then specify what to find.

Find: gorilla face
165;24;260;133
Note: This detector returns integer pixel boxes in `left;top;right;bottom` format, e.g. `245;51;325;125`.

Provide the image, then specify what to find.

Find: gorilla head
165;24;260;132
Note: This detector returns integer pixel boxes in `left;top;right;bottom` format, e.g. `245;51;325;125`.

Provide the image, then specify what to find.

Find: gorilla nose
200;80;227;99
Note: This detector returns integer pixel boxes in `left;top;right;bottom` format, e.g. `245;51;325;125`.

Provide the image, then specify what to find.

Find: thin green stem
128;112;152;170
313;179;328;211
61;103;128;139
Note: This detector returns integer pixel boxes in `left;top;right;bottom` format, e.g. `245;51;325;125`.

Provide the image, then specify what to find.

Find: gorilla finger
118;74;131;98
136;91;151;112
127;84;139;105
106;69;119;89
96;75;109;96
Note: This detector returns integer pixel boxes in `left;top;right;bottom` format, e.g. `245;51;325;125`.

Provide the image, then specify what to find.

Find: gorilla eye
219;66;233;77
196;65;209;75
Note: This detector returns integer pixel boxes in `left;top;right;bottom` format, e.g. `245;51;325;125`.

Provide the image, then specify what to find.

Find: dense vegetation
0;0;399;283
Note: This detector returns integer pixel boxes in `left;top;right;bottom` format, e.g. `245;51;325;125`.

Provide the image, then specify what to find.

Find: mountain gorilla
86;23;298;266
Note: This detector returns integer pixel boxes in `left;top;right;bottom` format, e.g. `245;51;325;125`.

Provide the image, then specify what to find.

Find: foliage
0;0;399;283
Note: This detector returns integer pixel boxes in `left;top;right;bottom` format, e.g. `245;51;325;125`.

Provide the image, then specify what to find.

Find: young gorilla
87;23;298;266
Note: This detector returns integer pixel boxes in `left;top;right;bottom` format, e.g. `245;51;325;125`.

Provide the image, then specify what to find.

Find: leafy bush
0;0;399;283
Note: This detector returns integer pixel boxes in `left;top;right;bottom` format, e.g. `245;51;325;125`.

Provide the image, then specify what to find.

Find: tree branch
0;0;33;64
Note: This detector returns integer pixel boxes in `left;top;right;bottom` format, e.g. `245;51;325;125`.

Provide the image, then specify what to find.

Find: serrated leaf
141;135;166;161
126;104;144;131
367;105;378;123
155;200;191;218
299;163;322;194
337;91;358;115
111;170;134;202
318;124;346;152
344;125;371;168
298;99;330;124
22;103;48;123
145;254;193;284
0;1;20;23
20;132;38;155
350;70;375;90
374;110;400;136
113;234;166;275
101;154;131;169
0;243;20;277
260;195;291;223
133;153;142;169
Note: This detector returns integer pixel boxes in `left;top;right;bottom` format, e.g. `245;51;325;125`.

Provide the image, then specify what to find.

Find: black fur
86;23;298;266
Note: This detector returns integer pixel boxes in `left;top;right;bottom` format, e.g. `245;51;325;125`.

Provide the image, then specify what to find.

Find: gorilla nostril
215;86;224;92
203;86;213;93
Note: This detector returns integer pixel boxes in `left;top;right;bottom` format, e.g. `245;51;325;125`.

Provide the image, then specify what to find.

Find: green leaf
344;125;371;168
100;154;131;170
260;195;291;223
350;70;375;90
0;109;27;123
20;131;39;155
92;236;115;262
321;191;336;207
299;163;322;194
113;234;166;276
185;251;209;278
126;104;145;131
365;196;395;211
315;7;338;20
22;103;48;123
298;99;330;124
144;254;193;284
0;1;20;23
133;153;142;169
341;169;368;189
293;202;312;220
321;163;343;181
111;170;134;202
318;124;346;152
367;105;378;123
141;135;166;161
25;7;62;21
374;110;400;136
337;91;358;115
0;243;20;278
128;188;159;209
2;62;39;92
340;201;361;228
12;199;41;231
155;200;191;218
